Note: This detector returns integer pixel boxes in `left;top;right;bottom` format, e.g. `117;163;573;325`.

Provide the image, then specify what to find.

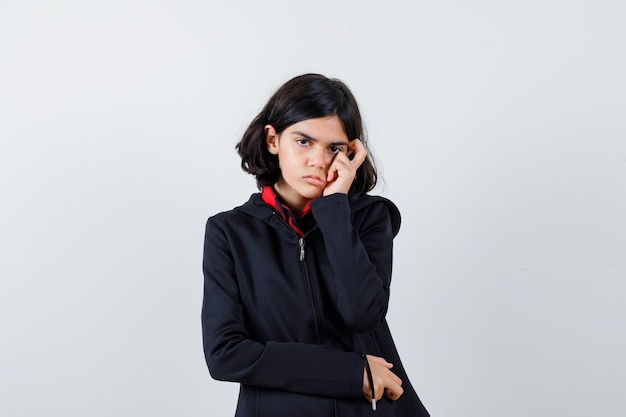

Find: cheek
325;153;338;166
285;150;306;168
276;156;299;171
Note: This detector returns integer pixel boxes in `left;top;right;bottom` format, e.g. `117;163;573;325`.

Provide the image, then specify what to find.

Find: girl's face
265;115;350;214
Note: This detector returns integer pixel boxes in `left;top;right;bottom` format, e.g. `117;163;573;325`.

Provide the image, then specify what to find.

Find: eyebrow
291;131;348;147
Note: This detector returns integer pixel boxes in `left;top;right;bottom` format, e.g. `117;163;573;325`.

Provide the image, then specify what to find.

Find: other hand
362;354;404;403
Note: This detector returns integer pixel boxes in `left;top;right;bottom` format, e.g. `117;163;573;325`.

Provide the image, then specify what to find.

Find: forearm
202;329;365;398
310;194;394;332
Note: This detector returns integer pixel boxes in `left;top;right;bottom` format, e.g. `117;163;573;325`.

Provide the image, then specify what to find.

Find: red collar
261;186;313;237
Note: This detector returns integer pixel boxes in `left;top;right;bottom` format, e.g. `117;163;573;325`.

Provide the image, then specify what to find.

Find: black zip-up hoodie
202;192;429;417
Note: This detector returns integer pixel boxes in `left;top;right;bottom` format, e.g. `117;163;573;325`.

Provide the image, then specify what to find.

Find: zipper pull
299;238;305;261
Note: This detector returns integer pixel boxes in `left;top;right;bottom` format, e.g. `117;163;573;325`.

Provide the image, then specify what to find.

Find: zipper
271;213;334;414
300;251;324;343
297;234;325;344
271;213;324;343
299;237;305;261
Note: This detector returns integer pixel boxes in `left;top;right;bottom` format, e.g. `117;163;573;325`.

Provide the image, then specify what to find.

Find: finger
348;139;368;167
347;138;364;154
380;374;403;399
372;372;394;400
333;151;354;168
390;373;402;386
326;153;355;184
368;355;393;368
326;163;338;182
374;382;386;401
377;375;402;399
384;384;404;400
382;366;402;386
383;389;392;400
350;138;366;154
363;390;372;402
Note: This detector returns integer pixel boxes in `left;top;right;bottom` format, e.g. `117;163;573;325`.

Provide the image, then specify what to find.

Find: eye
296;138;311;146
329;146;343;154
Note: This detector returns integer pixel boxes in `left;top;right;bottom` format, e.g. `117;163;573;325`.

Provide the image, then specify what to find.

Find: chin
300;189;323;200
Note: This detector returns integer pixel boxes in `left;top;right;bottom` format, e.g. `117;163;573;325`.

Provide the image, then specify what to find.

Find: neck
273;181;309;217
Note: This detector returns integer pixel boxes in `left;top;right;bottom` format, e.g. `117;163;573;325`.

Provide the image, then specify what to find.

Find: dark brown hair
236;73;377;196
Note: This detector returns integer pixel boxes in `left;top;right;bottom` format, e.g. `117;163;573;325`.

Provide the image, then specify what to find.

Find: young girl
202;74;429;417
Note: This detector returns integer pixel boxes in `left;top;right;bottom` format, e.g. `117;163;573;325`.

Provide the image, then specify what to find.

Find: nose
308;146;328;169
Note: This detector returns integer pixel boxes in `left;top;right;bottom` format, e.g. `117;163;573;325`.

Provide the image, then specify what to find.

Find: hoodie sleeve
310;193;398;332
201;217;365;398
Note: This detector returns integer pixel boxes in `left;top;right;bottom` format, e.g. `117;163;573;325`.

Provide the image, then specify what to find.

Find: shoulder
349;194;401;237
205;193;270;229
349;194;400;214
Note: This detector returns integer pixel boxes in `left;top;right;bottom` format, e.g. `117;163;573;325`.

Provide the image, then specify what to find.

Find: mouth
304;175;325;186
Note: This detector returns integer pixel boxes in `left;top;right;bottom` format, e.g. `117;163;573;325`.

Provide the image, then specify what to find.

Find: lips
304;175;325;186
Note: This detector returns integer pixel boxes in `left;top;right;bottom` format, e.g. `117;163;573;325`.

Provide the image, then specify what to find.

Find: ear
265;124;279;155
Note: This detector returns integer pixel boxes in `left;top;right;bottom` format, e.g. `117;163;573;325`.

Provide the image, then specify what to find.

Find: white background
1;1;625;416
